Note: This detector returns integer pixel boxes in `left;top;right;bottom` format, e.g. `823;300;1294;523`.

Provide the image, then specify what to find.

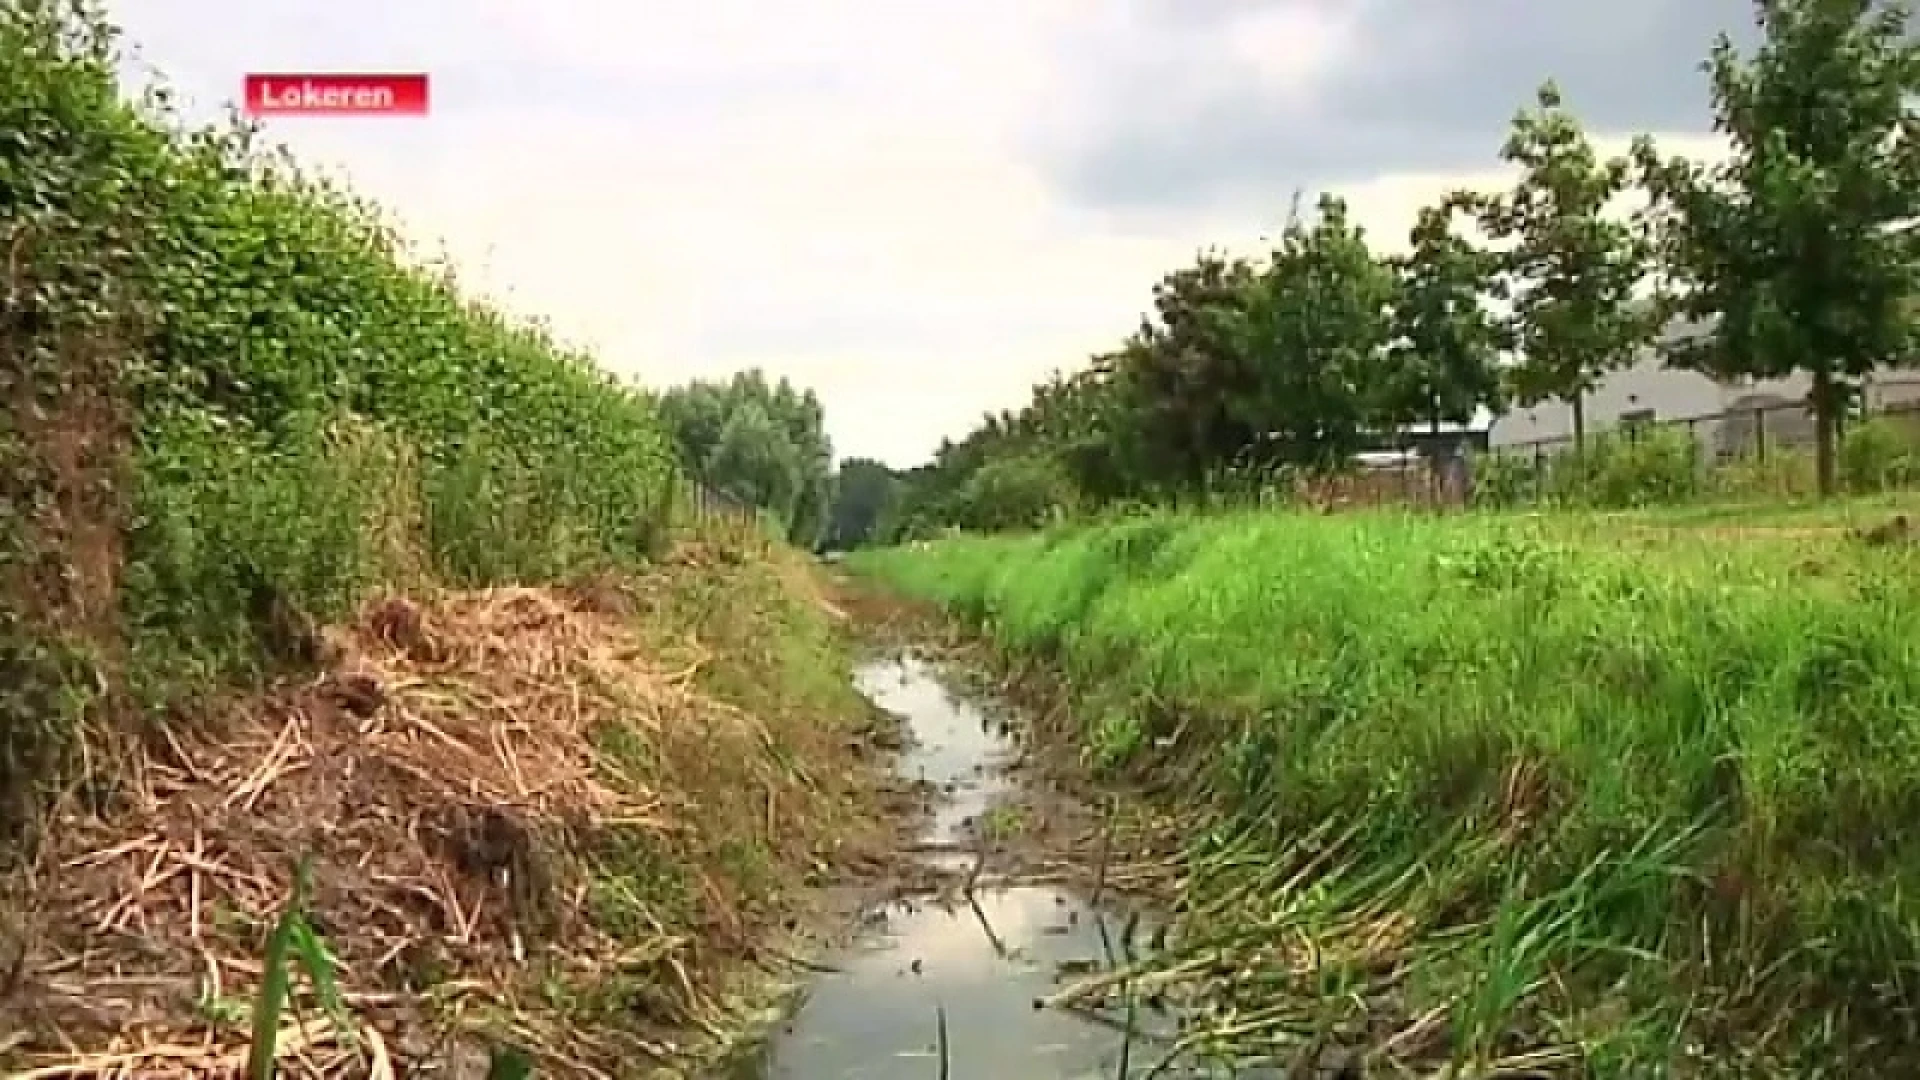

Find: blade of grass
245;863;304;1080
487;1045;536;1080
935;1003;951;1080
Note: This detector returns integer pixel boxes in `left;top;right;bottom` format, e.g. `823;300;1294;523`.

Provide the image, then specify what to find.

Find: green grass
851;507;1920;1075
1593;490;1920;530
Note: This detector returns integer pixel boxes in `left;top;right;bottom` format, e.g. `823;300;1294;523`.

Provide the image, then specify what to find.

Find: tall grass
853;510;1920;1072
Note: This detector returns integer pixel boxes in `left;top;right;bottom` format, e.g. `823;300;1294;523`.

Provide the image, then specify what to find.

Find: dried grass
0;580;881;1078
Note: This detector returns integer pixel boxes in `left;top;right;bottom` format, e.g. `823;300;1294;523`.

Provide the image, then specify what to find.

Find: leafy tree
953;454;1078;532
764;375;834;547
1023;363;1141;503
1637;0;1920;495
822;457;899;550
703;401;801;519
891;199;1398;529
1475;82;1658;452
656;369;834;543
1227;194;1397;470
1381;200;1510;434
873;425;1003;540
875;462;941;542
1108;253;1264;495
655;381;732;474
879;358;1145;537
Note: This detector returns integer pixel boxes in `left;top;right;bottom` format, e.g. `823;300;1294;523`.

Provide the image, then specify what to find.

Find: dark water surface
726;652;1236;1079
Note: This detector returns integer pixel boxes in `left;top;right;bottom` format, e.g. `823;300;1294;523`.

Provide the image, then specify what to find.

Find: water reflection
733;653;1234;1078
855;654;1012;862
750;885;1176;1078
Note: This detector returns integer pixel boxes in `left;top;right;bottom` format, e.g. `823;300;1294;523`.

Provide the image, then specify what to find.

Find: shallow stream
727;651;1224;1079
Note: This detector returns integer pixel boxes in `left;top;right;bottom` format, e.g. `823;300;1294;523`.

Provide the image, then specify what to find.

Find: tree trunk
1812;364;1837;498
1571;394;1586;456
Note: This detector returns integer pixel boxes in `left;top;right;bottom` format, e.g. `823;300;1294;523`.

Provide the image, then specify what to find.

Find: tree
655;380;731;469
1108;252;1265;495
764;375;834;546
703;401;801;520
875;420;1019;539
876;462;943;542
1024;362;1141;503
822;457;899;551
1227;194;1397;470
656;368;835;543
1637;0;1920;496
1476;82;1658;453
953;454;1078;532
1381;199;1510;435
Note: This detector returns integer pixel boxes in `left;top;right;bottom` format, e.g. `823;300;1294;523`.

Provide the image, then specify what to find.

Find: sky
107;0;1755;469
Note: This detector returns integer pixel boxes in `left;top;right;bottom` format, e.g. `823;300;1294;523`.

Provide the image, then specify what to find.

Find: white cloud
106;1;1733;468
1222;3;1365;99
1337;133;1734;255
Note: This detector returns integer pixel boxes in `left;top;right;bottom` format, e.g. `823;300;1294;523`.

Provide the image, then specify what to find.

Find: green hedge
2;2;680;815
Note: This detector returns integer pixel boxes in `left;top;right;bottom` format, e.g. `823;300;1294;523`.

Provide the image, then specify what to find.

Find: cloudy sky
109;1;1752;468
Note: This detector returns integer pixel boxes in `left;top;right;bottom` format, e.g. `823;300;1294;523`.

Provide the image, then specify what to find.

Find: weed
246;856;356;1080
976;805;1025;845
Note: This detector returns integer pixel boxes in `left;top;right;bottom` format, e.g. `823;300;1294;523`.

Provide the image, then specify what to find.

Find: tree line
654;371;835;546
817;0;1918;548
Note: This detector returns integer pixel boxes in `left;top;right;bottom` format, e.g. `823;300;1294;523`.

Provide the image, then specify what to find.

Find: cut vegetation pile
1;4;895;1076
3;559;892;1078
852;508;1920;1075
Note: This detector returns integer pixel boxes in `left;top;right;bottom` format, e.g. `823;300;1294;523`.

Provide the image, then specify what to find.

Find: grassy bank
2;4;890;1074
851;506;1920;1074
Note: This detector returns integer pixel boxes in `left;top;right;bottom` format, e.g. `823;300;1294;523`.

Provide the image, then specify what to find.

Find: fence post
1684;418;1698;496
1533;445;1545;503
1754;406;1766;463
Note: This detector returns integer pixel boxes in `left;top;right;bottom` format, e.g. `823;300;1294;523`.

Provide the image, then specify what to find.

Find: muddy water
729;652;1216;1079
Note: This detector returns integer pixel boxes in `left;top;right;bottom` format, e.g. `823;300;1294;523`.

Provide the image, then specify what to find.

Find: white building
1488;315;1920;457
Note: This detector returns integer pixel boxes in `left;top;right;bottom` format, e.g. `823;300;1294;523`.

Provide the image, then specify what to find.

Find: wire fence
1477;395;1920;506
1311;391;1920;511
1290;452;1476;511
1491;395;1920;463
673;473;771;551
664;391;1920;526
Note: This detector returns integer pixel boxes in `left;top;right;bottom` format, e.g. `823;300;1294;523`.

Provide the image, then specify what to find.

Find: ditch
724;651;1270;1079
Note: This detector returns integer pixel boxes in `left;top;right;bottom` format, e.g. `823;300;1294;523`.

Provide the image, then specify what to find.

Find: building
1487;315;1920;457
1393;410;1495;459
